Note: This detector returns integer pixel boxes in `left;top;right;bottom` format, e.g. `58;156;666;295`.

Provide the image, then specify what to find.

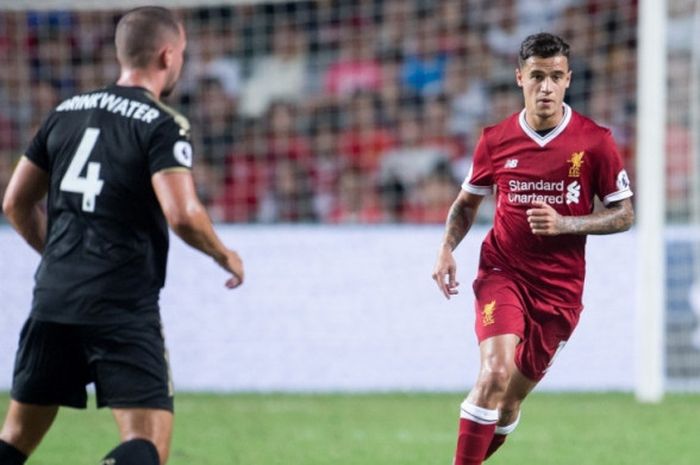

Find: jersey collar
518;103;572;147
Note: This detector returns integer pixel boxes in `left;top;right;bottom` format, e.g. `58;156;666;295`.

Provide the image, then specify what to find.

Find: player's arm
2;156;49;254
527;197;634;236
152;170;244;288
432;190;484;299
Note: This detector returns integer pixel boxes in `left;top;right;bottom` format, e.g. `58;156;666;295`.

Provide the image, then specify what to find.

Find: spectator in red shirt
324;25;382;100
337;91;394;174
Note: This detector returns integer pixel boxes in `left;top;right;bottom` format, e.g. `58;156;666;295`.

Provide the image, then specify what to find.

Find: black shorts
11;317;174;412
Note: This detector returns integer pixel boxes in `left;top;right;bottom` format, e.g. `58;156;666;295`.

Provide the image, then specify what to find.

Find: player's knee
476;365;511;397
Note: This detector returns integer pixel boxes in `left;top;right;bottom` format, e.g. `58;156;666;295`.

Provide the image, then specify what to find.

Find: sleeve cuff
151;166;191;176
603;189;633;206
461;181;492;196
22;154;49;173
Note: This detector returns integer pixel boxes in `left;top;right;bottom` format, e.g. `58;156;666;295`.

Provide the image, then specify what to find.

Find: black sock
0;439;27;465
101;438;160;465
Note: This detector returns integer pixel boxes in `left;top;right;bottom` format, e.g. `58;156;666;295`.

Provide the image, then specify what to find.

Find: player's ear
515;67;523;88
158;45;173;70
565;69;572;89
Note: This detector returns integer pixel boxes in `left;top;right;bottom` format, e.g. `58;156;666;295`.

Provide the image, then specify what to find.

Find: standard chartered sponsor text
509;179;564;192
508;192;565;204
507;179;566;204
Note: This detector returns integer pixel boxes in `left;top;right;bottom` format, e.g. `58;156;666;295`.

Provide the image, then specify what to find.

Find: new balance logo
566;181;581;204
504;159;518;168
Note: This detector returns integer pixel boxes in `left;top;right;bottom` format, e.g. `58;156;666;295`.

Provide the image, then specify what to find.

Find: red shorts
472;270;582;381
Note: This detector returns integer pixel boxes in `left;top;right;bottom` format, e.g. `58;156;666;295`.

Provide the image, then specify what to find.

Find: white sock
495;412;521;435
459;399;499;425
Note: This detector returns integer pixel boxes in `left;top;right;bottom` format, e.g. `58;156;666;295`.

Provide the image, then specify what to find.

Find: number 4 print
60;127;104;212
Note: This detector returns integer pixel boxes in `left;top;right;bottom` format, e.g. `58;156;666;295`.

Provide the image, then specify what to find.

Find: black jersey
24;85;194;325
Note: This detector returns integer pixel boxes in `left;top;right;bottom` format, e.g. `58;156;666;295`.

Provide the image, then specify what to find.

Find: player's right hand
218;249;244;289
432;246;459;300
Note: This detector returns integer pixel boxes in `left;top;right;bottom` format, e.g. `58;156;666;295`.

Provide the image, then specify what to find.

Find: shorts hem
513;363;543;383
475;328;525;344
99;399;174;413
11;391;87;409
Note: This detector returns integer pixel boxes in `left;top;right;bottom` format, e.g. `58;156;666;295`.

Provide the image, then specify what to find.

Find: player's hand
217;249;244;289
432;245;460;299
527;201;564;236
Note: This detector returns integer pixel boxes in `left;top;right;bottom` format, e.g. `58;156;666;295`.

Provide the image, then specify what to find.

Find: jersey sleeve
461;132;494;195
147;116;194;175
593;130;633;205
23;114;53;172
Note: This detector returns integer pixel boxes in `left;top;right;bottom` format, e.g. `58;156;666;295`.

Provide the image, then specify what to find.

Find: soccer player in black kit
0;7;243;465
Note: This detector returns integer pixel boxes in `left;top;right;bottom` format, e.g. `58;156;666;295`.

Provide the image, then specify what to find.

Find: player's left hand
217;249;244;289
526;201;564;236
432;246;460;299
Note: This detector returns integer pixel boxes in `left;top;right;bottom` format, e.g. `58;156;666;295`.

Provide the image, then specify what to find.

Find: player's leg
86;320;174;465
0;401;58;463
467;334;520;408
1;318;88;463
484;367;537;460
455;333;520;465
484;303;581;462
106;408;173;464
497;366;537;425
453;272;527;465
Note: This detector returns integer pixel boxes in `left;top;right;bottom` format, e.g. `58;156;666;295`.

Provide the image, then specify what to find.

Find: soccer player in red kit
431;33;634;465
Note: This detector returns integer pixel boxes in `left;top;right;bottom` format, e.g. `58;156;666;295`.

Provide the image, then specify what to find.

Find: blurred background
0;0;647;225
0;0;698;396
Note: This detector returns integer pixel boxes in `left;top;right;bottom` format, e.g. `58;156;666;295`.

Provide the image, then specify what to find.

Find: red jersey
463;104;632;305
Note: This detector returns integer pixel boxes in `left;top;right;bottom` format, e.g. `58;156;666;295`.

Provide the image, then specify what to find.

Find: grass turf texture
1;392;698;465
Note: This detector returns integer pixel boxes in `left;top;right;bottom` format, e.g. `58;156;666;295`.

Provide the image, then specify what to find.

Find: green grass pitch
1;392;698;465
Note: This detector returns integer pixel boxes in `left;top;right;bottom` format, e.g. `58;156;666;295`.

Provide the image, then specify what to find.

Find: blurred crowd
0;0;663;224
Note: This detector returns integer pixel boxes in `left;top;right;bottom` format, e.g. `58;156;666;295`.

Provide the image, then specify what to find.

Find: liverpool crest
568;151;585;177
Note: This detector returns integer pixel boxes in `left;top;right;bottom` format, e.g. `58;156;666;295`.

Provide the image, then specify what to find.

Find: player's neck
116;69;163;99
524;107;564;131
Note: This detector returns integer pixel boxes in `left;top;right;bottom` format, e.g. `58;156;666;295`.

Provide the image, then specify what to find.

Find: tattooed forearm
442;193;482;250
560;198;634;235
443;202;470;250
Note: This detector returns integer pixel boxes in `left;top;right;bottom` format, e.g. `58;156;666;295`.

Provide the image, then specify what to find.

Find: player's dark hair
518;33;570;67
115;6;181;69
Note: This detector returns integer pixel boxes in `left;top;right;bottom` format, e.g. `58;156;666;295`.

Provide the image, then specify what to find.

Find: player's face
162;25;186;97
516;55;571;129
